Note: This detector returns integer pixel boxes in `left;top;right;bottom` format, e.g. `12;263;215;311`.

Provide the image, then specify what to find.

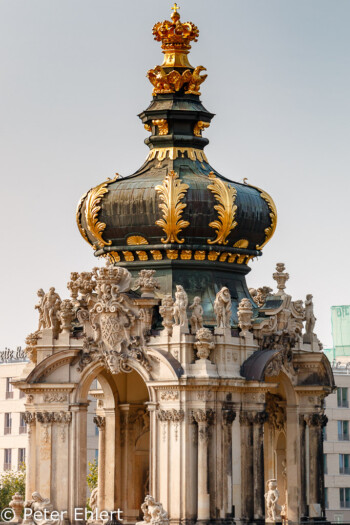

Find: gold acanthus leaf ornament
207;172;238;245
155;171;190;244
84;174;120;249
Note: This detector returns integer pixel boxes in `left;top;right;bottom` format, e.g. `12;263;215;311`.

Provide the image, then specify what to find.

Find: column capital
93;415;106;429
305;412;328;428
191;408;215;425
253;410;268;426
239;410;254;426
222;408;236;425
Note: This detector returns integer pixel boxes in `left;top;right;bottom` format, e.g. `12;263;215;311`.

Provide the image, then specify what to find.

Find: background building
0;347;98;473
324;306;350;522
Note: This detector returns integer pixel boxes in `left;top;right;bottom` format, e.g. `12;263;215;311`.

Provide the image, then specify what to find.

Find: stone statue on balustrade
36;288;61;336
173;285;188;327
189;296;203;334
214;287;232;328
304;294;316;343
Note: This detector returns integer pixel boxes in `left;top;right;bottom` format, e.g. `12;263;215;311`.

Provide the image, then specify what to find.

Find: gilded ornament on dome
155;170;190;244
84;174;119;249
76;190;92;248
136;251;148;261
166;249;179;260
150;250;163;260
147;65;207;96
207;172;238;245
233;239;249;249
144;123;152;132
194;121;210;137
256;190;277;250
180;250;192;260
122;251;134;262
152;119;169;136
147;147;208;163
208;251;220;261
127;236;149;246
194;250;205;260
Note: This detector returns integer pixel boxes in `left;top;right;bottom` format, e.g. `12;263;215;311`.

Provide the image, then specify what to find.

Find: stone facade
13;262;334;524
0;356;98;474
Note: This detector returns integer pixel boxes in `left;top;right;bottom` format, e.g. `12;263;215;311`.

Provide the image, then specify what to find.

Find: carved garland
207;172;238;245
155;171;190;243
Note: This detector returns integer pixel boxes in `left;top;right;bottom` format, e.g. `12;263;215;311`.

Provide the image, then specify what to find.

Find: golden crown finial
147;6;207;96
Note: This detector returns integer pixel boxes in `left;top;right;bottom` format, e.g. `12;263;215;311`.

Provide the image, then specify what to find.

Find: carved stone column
36;411;54;497
94;416;106;512
222;408;236;519
23;412;36;500
253;411;268;520
299;414;307;518
193;409;214;523
305;413;327;518
240;411;254;521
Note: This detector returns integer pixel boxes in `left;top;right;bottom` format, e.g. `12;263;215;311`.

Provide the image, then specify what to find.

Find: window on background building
324;454;328;474
95;425;99;436
19;391;25;399
340;488;350;508
4;413;12;435
340;454;350;474
325;487;329;509
338;388;349;408
5;378;13;399
4;449;11;470
95;449;99;460
338;421;349;441
19;413;27;434
18;448;25;468
323;426;327;441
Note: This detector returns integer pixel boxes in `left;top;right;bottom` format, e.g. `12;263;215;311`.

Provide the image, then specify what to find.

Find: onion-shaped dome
76;4;277;324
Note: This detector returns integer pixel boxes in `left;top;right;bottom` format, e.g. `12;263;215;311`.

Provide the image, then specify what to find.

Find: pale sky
1;0;349;350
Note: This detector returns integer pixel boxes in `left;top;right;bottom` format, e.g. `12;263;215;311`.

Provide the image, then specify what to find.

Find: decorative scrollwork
155;171;190;244
84;174;119;249
255;189;277;250
207;172;238;245
76;191;92;247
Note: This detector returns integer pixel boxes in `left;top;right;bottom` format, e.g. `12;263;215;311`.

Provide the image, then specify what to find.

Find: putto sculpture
189;296;203;334
138;495;169;525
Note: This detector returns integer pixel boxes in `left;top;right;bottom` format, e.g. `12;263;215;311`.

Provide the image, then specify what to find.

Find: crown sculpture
18;6;333;525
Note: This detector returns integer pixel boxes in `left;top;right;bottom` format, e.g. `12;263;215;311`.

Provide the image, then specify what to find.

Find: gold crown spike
152;5;199;68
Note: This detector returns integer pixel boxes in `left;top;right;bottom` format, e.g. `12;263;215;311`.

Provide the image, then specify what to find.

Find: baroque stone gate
17;5;334;525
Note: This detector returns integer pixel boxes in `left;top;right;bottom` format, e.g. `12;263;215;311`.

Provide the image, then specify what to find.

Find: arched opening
76;364;150;523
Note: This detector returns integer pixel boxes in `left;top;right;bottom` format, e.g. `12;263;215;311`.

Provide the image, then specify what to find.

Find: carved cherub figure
305;294;316;336
159;295;175;336
264;479;281;522
214;287;232;328
173;285;188;327
189;296;203;334
139;495;169;525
